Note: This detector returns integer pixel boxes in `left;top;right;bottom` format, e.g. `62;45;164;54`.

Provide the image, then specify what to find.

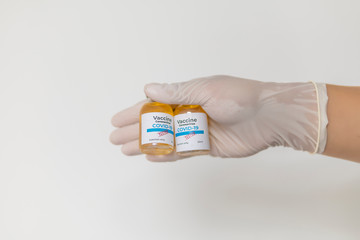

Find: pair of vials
139;102;210;156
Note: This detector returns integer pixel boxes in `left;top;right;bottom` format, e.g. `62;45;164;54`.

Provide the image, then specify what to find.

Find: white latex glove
110;75;328;162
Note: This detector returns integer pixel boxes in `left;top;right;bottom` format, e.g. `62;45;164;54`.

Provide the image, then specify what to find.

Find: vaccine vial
139;102;174;155
174;105;210;156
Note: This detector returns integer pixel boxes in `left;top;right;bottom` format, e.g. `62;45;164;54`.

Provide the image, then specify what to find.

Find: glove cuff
309;81;329;154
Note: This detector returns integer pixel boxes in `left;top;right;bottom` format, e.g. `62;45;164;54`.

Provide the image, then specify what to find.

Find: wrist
258;81;320;152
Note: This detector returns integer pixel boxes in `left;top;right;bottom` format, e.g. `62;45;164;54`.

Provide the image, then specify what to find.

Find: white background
1;0;360;239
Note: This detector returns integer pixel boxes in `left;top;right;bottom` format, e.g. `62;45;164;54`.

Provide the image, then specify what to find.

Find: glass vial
139;102;174;155
174;105;210;156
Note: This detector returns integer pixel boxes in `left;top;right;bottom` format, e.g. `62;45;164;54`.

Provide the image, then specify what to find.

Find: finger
121;140;141;156
111;99;148;128
109;123;139;145
144;78;211;106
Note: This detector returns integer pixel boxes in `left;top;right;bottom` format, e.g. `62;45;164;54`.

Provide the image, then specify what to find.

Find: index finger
111;99;147;127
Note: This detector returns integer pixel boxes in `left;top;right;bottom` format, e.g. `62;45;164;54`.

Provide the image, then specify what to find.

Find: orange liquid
139;102;174;155
174;105;210;156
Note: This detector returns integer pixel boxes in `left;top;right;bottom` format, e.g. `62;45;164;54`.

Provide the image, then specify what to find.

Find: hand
110;75;321;162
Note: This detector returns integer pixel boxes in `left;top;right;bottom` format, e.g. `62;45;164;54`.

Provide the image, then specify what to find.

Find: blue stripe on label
175;130;204;137
147;128;174;135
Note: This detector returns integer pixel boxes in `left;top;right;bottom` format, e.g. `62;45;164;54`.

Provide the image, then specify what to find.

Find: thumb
144;80;209;105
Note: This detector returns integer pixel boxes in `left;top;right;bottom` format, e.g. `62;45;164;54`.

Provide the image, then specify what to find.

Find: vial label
141;112;174;146
174;112;210;152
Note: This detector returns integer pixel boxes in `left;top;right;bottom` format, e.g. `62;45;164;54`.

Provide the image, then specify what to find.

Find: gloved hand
110;75;328;162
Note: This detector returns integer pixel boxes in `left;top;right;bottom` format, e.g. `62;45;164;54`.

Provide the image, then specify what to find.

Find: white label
141;112;174;146
174;112;210;152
